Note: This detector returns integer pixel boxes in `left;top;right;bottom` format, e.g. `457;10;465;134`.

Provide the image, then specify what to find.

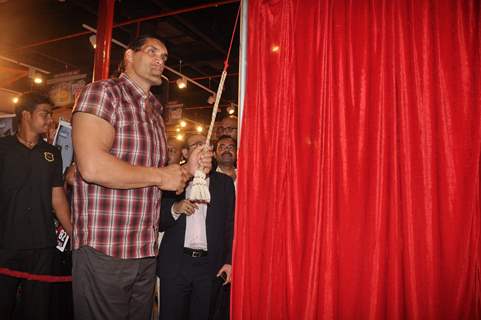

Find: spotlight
12;97;19;104
176;77;187;89
28;68;44;84
176;128;181;132
227;104;236;115
176;133;184;141
179;120;187;128
207;94;216;104
196;126;203;133
89;35;97;49
271;45;280;52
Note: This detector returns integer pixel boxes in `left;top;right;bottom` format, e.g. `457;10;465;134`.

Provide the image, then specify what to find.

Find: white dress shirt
172;179;209;251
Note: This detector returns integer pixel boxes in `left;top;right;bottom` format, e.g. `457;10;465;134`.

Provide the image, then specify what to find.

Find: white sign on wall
53;120;73;173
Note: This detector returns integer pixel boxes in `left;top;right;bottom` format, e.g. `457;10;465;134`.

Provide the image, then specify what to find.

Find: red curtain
232;0;481;319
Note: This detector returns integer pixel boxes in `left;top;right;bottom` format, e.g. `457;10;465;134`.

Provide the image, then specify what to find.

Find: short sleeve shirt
0;136;63;250
72;73;167;259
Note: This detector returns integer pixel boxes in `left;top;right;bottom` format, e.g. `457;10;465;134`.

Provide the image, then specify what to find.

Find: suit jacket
157;172;235;279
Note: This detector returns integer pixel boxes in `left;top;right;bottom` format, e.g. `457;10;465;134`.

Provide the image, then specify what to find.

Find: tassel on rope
189;170;210;203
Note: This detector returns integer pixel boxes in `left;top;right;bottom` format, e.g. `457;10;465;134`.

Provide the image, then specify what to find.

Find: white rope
206;70;228;145
187;70;228;203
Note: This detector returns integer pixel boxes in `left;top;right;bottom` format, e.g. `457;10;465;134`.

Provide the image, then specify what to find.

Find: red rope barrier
0;267;72;283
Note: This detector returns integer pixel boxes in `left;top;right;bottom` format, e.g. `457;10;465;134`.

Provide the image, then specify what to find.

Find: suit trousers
72;246;156;320
159;254;213;320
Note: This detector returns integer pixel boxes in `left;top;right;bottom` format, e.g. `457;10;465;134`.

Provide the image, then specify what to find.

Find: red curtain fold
232;0;481;319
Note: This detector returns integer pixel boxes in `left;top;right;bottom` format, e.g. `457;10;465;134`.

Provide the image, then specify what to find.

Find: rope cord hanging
188;5;241;203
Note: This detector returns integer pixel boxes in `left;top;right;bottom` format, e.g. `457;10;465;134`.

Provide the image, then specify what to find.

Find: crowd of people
0;35;238;320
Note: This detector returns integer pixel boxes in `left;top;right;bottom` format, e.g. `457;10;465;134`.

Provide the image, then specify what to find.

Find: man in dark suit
157;133;235;320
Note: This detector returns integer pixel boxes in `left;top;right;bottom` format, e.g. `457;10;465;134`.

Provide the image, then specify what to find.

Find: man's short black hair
127;34;163;52
116;34;165;76
15;91;52;123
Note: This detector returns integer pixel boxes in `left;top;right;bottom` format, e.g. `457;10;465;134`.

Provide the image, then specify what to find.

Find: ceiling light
179;120;187;128
176;128;181;132
207;94;216;104
176;59;187;89
12;97;19;104
28;68;43;84
196;126;203;133
176;77;187;89
89;35;97;48
176;134;184;141
227;104;236;115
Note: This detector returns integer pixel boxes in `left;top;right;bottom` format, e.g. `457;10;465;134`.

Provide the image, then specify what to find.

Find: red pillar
93;0;115;81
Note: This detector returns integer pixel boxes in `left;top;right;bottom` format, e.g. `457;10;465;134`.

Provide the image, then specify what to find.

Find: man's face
215;137;236;166
183;134;206;160
128;38;168;87
167;139;182;165
25;103;53;135
220;117;238;140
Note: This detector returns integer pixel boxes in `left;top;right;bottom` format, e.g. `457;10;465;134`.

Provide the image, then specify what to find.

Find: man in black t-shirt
0;92;72;320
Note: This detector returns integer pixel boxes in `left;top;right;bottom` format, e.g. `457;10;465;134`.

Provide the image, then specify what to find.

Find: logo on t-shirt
44;152;54;162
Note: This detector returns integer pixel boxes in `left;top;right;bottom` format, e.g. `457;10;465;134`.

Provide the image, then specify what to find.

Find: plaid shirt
72;73;167;259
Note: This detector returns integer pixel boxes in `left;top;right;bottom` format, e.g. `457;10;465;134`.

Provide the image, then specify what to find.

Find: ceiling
0;0;240;133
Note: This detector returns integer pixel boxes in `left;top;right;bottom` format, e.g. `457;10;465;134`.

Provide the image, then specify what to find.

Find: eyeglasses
188;141;210;149
222;127;237;132
217;144;235;151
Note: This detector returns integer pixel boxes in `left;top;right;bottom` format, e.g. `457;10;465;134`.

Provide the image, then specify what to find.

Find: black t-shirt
0;135;63;249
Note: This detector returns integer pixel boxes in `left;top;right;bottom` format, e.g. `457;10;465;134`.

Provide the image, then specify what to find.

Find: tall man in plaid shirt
71;35;212;320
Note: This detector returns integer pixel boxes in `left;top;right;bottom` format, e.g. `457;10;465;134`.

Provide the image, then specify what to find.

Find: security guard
0;92;72;320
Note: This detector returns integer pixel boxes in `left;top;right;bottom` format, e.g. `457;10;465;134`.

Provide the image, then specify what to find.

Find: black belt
183;247;208;258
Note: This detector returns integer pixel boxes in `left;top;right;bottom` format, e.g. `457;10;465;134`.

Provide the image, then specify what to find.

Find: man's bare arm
72;112;184;190
52;186;73;237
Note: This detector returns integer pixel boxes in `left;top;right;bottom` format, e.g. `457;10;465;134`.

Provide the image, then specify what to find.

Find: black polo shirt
0;135;63;249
